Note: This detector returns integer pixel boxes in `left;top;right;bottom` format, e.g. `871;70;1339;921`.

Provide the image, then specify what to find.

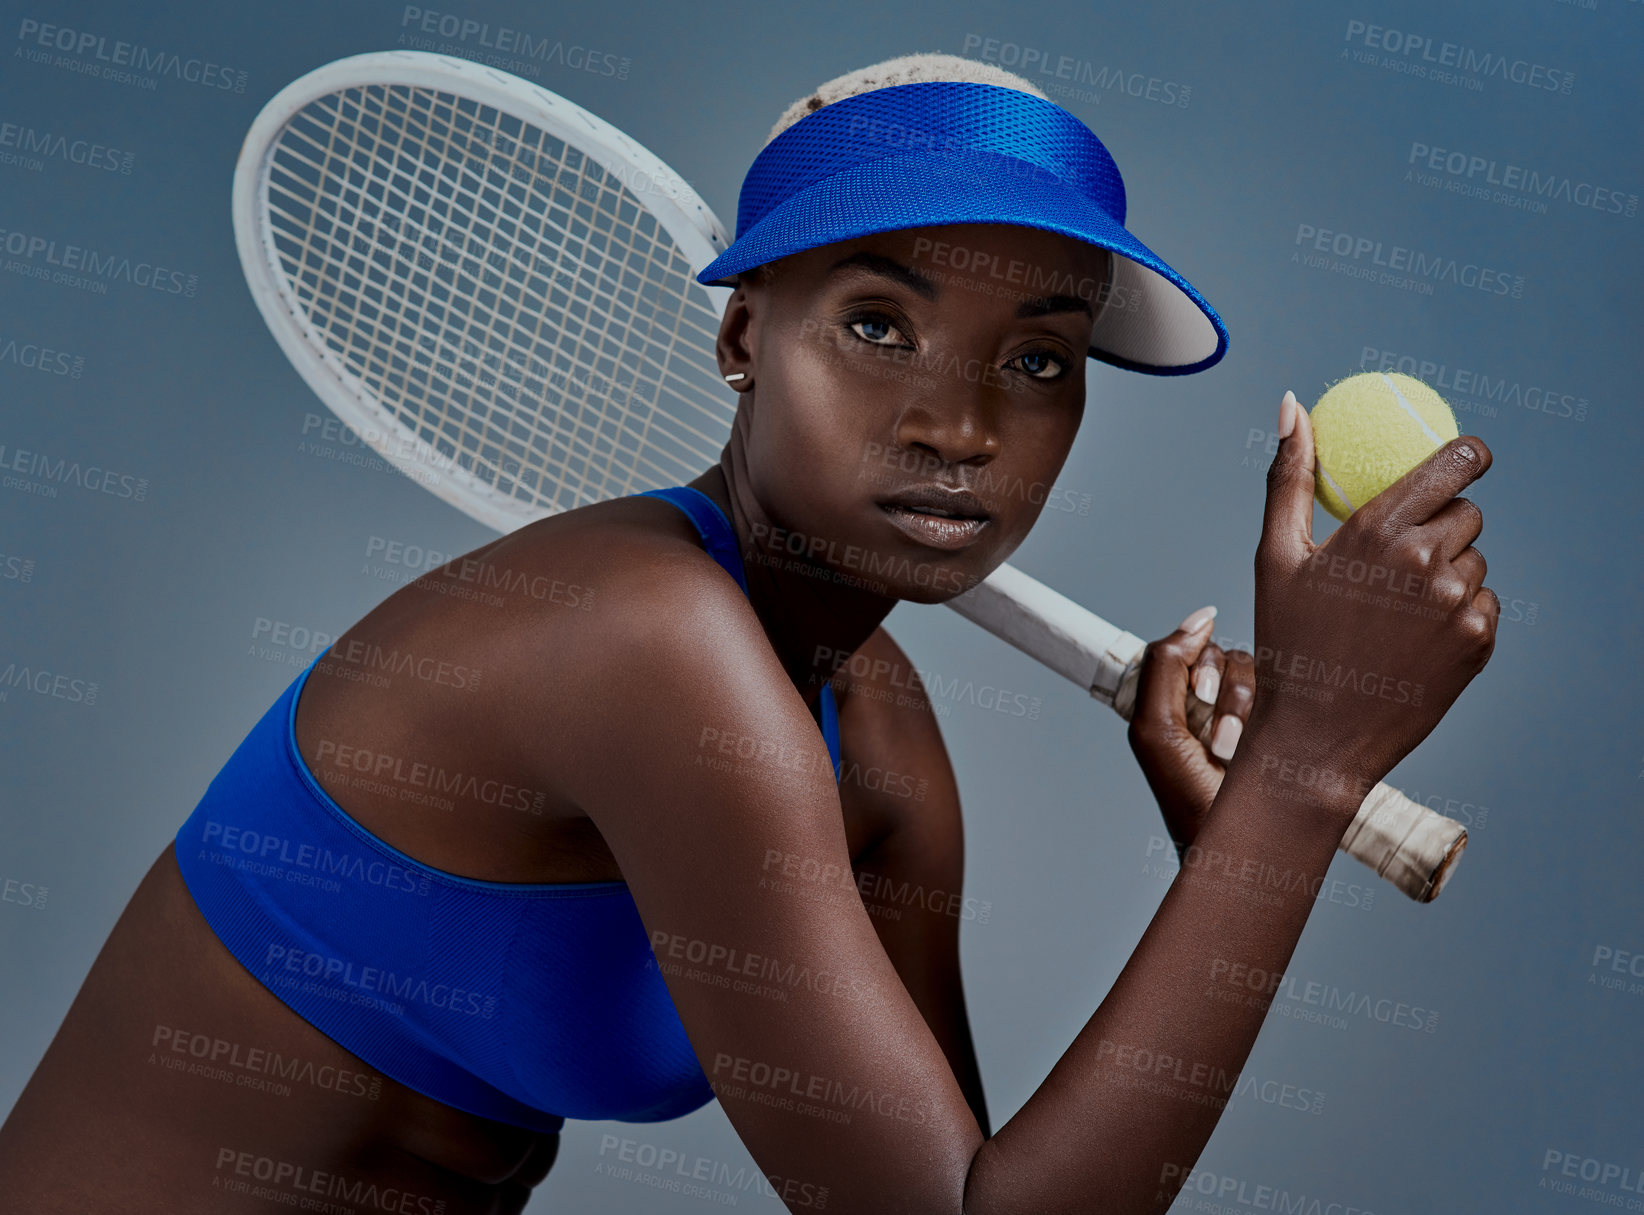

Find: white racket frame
232;49;732;534
232;51;1466;902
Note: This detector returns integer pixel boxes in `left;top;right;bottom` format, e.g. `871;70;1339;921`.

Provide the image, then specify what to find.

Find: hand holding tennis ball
1245;386;1498;798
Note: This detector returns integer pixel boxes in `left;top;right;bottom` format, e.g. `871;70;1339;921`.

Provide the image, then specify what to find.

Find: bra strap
635;486;748;595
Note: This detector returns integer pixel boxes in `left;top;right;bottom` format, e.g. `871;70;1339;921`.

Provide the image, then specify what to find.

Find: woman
0;54;1497;1213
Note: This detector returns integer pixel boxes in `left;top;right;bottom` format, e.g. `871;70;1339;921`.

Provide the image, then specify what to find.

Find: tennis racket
230;50;1466;902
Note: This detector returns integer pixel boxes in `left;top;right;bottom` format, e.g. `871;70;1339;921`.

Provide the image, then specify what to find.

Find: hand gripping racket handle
944;562;1466;902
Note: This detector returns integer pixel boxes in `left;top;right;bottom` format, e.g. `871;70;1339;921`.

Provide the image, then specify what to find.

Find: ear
715;278;759;392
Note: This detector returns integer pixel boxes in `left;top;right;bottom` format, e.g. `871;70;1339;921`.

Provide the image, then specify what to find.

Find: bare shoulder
482;495;817;810
439;493;766;674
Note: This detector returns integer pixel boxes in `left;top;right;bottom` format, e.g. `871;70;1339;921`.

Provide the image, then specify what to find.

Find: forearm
961;726;1356;1214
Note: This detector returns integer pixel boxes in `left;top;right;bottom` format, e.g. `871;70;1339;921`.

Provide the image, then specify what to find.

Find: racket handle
944;562;1467;903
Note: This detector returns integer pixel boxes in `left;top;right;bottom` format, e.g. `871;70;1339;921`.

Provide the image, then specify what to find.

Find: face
720;223;1112;604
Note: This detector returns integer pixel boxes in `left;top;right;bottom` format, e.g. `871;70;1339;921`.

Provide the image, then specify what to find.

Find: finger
1189;643;1226;708
1421;496;1484;561
1132;605;1217;740
1451;545;1487;596
1359;435;1492;531
1462;585;1500;664
1209;649;1256;763
1259;390;1317;569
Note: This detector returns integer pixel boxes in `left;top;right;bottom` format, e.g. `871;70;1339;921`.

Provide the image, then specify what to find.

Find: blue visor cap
697;81;1228;376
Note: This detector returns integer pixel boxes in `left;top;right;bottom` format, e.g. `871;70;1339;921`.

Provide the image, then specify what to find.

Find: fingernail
1210;715;1243;762
1194;665;1221;705
1278;390;1298;439
1178;604;1217;634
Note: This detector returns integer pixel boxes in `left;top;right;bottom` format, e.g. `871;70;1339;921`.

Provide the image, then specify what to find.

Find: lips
875;484;991;551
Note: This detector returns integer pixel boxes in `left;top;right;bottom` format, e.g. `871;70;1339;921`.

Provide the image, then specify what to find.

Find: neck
690;430;895;707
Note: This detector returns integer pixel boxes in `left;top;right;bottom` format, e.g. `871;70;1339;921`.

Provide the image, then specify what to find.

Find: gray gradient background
2;1;1641;1211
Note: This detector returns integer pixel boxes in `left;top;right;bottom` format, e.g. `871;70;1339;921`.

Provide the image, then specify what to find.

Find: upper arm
831;628;990;1133
554;555;982;1212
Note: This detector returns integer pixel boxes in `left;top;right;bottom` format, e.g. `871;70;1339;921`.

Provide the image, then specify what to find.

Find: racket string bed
262;78;733;516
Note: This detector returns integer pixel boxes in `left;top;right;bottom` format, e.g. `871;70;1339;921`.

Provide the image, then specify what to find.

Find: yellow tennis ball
1309;372;1460;522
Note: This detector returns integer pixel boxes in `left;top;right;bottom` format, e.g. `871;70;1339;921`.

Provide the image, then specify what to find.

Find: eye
1009;350;1067;380
847;314;910;347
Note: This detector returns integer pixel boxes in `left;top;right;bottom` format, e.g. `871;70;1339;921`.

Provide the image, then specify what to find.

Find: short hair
764;52;1048;148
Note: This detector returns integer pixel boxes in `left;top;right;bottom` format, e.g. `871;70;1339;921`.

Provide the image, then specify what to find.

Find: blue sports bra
173;486;841;1132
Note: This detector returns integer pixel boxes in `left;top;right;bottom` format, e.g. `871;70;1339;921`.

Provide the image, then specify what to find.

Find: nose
890;375;1002;471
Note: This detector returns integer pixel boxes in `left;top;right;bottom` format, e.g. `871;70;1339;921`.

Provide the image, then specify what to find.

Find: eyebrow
826;252;937;299
1015;293;1093;319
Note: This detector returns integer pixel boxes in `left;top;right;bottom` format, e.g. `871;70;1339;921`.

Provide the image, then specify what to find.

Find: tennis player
0;54;1497;1213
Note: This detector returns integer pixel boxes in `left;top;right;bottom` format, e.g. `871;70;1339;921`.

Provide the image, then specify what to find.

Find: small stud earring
723;372;746;383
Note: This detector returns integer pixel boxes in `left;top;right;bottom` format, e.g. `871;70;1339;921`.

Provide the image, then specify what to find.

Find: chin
880;558;994;606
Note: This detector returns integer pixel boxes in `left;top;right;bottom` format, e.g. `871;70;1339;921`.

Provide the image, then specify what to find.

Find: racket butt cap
1414;828;1467;903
